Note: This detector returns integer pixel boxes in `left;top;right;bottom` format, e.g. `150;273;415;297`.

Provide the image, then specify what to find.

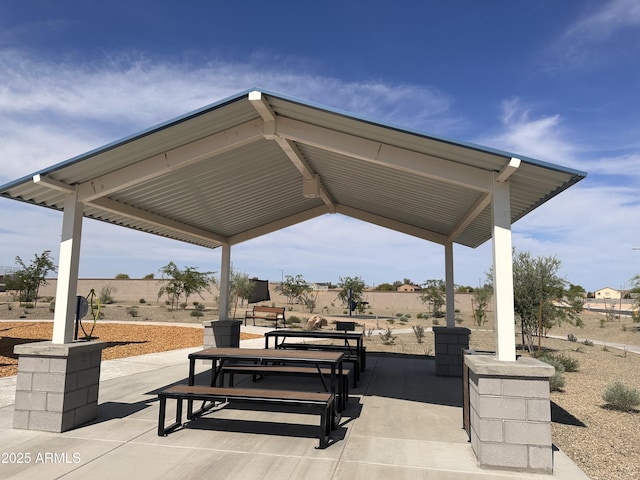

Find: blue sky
1;0;639;291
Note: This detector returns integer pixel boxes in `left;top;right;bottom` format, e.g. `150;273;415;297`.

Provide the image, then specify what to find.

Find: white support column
492;177;516;361
218;243;231;321
52;190;84;344
445;241;455;328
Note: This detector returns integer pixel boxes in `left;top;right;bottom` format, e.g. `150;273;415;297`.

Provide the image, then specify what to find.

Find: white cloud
0;50;457;184
477;97;579;167
547;0;640;70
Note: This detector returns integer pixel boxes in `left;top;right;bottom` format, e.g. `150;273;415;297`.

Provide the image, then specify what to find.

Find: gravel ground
2;300;640;480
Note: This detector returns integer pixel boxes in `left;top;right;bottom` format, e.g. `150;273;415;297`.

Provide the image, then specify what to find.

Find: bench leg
318;399;334;449
158;395;183;436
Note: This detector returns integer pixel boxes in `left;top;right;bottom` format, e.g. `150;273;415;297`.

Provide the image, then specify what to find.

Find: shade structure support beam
445;241;456;328
248;91;335;211
492;176;516;362
218;243;231;321
52;189;84;344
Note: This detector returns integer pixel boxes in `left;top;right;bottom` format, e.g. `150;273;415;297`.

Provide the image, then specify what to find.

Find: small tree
157;261;215;310
229;270;254;318
336;276;366;310
471;286;492;326
12;250;57;307
419;279;446;318
510;250;583;353
630;274;640;323
278;274;313;305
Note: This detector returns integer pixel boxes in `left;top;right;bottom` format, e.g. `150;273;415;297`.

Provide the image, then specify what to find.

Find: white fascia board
227;204;330;245
276;117;493;193
77;119;264;202
90;197;227;246
336;204;448;244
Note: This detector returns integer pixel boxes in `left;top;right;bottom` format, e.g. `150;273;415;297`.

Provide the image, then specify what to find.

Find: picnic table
264;328;366;378
187;347;345;416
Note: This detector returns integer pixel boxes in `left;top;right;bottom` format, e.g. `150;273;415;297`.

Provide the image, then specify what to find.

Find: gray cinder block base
464;354;555;474
203;319;242;348
13;340;107;432
433;326;470;376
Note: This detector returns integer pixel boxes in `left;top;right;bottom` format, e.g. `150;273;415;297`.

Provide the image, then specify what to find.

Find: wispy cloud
0;50;457;183
476;97;578;167
547;0;640;70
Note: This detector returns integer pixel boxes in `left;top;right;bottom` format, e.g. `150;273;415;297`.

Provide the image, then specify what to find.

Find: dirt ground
1;289;640;480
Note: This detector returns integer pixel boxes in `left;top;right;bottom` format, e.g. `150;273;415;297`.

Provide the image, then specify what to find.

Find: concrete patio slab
0;328;590;480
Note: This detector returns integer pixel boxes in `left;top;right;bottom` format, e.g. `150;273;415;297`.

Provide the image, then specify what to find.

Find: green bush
126;306;139;317
190;303;205;317
534;354;566;391
602;382;640;411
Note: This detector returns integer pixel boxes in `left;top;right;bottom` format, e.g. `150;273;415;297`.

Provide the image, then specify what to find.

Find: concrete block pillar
464;354;555;473
13;340;107;432
433;326;470;377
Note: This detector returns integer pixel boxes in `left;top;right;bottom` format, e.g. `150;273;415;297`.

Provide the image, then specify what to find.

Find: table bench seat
275;343;365;385
158;384;335;449
220;364;351;410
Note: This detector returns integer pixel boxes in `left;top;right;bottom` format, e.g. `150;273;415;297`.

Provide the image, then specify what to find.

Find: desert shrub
533;354;566;391
190;303;205;317
602;382;640;411
379;327;397;345
554;353;580;372
99;285;116;304
417;312;425;319
287;315;302;324
567;333;577;342
432;318;440;326
583;339;594;347
412;325;425;344
395;312;404;317
49;301;55;313
126;306;139;317
179;302;188;310
139;298;146;304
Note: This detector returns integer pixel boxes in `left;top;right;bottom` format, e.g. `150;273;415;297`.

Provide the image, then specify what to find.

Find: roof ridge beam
336;204;448;244
76;119;263;202
276;117;493;193
89;197;228;245
248;91;336;212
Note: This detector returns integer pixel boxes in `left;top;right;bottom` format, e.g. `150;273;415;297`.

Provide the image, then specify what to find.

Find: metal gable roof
0;89;586;250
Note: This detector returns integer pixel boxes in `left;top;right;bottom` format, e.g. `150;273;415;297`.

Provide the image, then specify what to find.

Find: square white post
491;177;516;361
218;243;231;320
445;241;455;328
52;190;84;344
